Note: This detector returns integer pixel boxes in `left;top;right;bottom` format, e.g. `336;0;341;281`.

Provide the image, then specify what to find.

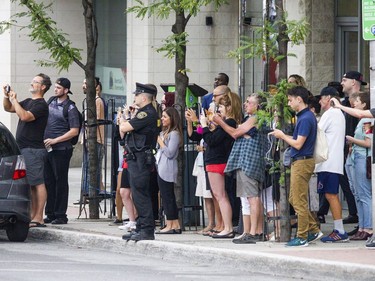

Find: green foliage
127;0;228;60
228;17;309;62
0;20;15;34
256;79;296;187
278;167;290;187
267;159;289;187
0;0;82;72
157;32;189;60
256;79;293;129
127;0;228;19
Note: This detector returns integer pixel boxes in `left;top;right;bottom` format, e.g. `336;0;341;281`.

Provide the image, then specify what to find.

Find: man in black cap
120;83;159;241
339;71;367;226
342;71;367;92
43;78;81;224
315;87;348;242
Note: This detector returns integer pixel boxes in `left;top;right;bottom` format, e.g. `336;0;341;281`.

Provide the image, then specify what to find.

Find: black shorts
120;168;130;188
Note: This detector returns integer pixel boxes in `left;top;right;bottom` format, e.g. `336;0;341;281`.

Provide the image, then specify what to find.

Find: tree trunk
83;0;99;219
275;0;290;242
275;0;288;81
173;11;189;225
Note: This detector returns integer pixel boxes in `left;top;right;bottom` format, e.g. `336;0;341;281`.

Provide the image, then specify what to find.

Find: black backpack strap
62;99;75;120
47;96;57;105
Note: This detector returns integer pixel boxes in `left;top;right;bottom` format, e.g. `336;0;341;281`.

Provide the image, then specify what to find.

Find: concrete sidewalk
28;168;375;281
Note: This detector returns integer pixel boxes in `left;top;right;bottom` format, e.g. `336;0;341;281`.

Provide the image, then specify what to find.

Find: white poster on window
97;66;127;95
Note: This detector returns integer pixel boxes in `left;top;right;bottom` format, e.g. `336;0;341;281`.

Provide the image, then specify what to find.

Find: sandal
29;221;46;228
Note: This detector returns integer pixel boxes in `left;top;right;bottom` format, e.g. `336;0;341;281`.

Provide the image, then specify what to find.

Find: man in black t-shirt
3;73;51;227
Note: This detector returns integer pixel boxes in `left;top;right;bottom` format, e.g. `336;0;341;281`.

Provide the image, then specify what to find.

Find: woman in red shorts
200;90;242;238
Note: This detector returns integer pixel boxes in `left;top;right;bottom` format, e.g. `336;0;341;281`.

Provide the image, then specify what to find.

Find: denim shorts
317;172;340;194
21;148;48;186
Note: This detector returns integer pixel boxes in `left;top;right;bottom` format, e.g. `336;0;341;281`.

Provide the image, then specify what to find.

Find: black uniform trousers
127;152;155;234
44;148;73;220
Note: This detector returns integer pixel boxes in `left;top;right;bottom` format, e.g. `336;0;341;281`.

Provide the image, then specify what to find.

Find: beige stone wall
286;0;307;86
286;0;335;95
126;1;240;101
302;0;336;95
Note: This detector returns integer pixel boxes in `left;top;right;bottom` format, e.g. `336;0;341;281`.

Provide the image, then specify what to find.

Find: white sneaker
118;221;136;232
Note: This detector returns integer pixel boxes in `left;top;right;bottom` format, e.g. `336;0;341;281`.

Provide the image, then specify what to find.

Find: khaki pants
290;158;320;239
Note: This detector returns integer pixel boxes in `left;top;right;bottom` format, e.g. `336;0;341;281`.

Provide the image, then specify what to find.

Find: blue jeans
345;155;356;197
353;152;372;229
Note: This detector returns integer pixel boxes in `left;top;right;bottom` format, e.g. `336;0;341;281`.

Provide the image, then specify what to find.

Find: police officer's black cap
134;82;157;96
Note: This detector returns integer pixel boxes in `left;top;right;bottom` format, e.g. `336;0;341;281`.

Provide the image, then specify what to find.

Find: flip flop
29;221;46;228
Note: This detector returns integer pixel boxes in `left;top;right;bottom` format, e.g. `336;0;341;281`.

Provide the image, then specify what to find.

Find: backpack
313;125;329;164
47;97;83;145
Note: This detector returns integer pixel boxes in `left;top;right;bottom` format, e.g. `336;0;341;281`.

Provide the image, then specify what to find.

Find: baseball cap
343;71;367;85
319;86;339;97
56;77;73;94
327;81;344;98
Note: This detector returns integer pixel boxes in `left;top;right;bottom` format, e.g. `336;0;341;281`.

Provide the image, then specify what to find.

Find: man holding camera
3;74;51;227
120;83;159;241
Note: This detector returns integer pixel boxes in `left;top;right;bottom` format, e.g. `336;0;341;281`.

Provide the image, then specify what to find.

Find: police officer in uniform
119;83;159;241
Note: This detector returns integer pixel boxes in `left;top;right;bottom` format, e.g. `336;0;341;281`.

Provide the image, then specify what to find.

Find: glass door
336;25;359;79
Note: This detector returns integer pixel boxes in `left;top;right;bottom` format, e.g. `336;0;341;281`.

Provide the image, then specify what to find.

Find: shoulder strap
63;99;75;119
47;96;56;104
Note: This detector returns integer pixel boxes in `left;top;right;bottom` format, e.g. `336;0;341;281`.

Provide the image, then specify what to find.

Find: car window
0;124;20;157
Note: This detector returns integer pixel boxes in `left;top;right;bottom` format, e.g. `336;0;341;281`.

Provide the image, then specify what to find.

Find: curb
28;228;375;281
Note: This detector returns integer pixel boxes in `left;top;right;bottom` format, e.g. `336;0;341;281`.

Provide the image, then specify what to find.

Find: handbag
313;125;329;164
366;149;371;179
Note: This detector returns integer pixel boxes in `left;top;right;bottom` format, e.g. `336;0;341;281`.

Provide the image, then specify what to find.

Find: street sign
362;0;375;40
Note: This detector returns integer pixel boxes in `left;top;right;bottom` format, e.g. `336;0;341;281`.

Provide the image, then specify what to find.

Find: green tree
127;0;229;215
127;0;228;109
0;0;101;218
229;1;308;82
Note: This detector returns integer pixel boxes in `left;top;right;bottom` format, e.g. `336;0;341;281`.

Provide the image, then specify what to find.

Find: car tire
6;221;29;242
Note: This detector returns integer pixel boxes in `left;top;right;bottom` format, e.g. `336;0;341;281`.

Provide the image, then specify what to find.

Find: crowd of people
3;70;373;247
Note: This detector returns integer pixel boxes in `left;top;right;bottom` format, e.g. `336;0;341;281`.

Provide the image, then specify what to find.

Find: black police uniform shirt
127;103;158;150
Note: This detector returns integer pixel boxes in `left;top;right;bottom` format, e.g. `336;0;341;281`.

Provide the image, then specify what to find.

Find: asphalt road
0;233;299;281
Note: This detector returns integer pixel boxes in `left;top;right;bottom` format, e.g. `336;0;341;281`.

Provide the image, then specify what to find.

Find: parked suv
0;122;30;242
